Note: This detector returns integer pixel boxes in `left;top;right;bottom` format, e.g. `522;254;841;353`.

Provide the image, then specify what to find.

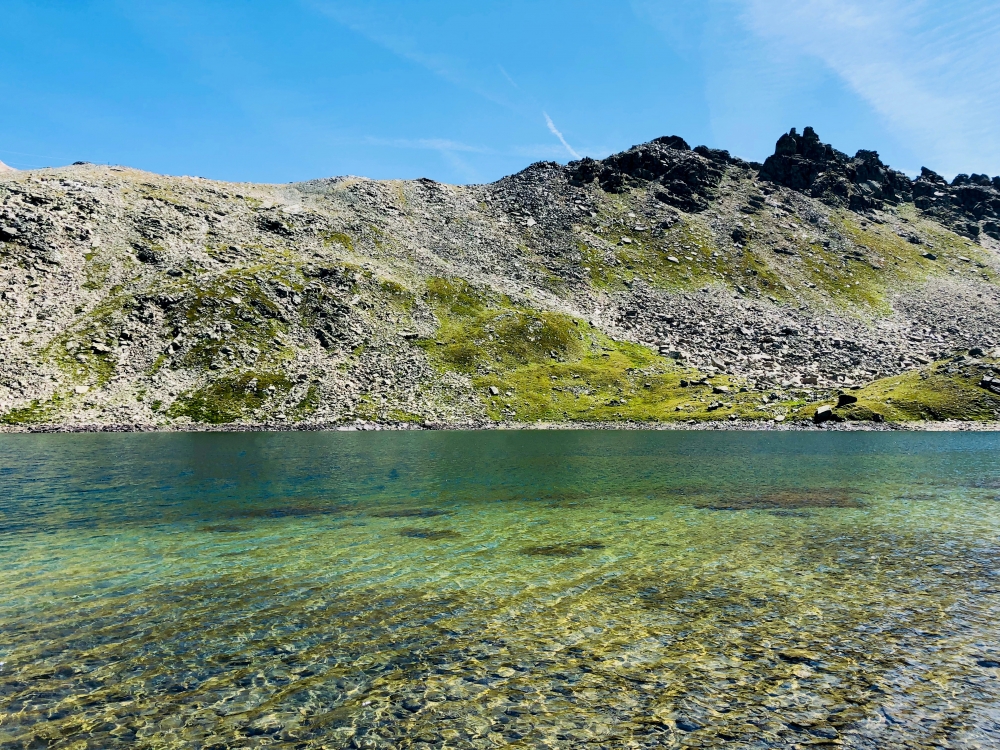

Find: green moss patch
289;383;321;421
167;372;293;423
420;277;787;423
43;290;135;386
321;231;355;251
792;209;996;314
800;359;1000;422
581;214;785;297
158;268;294;371
1;394;68;425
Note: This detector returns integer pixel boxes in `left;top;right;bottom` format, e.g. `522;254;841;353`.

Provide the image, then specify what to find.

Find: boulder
836;393;859;408
568;138;727;210
813;405;833;423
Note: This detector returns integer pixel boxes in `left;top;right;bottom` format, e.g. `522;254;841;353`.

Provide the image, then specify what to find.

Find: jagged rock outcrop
912;167;1000;240
758;127;1000;241
759;127;913;213
567;136;750;212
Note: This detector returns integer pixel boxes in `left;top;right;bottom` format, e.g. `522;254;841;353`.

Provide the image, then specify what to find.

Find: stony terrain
1;127;999;430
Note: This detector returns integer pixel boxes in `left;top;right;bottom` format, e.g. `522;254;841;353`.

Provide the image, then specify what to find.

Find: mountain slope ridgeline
1;127;999;429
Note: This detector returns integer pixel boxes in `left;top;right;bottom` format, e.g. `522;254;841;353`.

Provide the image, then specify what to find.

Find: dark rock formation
568;136;734;212
913;167;1000;240
759;127;912;213
760;126;1000;241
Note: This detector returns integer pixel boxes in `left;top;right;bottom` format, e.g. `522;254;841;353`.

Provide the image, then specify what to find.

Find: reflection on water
1;431;1000;749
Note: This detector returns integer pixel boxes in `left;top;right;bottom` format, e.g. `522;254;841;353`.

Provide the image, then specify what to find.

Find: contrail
544;112;581;159
498;65;518;88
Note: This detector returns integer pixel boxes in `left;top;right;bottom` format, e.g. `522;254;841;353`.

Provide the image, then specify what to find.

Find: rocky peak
566;135;752;212
760;127;1000;241
0;160;16;174
535;125;1000;242
760;126;912;213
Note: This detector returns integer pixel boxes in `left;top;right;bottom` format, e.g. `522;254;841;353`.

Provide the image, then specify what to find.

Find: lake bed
2;431;999;748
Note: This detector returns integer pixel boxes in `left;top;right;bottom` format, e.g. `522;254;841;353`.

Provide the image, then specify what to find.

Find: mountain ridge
1;127;999;430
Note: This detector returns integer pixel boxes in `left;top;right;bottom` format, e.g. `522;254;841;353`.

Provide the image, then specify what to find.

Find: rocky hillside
1;127;999;430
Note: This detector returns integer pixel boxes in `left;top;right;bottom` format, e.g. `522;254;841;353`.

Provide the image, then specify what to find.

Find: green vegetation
420;277;786;422
0;393;68;425
583;212;785;297
321;231;355;251
41;288;136;387
798;358;1000;422
289;383;321;421
419;279;1000;425
167;372;293;423
378;277;415;311
82;254;113;291
782;209;995;314
164;266;296;371
387;408;425;423
584;201;994;316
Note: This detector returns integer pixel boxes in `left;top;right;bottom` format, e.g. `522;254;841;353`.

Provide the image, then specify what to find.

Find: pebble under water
1;430;1000;749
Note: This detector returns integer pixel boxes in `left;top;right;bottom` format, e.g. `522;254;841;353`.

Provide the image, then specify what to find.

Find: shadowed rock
372;508;448;518
398;528;461;540
520;541;606;557
760;126;913;212
695;490;863;511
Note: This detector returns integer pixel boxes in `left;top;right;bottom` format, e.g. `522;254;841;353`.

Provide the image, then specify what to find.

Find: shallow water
1;430;1000;749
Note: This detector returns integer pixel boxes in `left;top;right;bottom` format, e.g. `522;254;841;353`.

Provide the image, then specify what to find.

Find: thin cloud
437;148;482;183
737;0;1000;176
544;112;581;159
308;1;519;113
498;65;519;88
363;136;490;153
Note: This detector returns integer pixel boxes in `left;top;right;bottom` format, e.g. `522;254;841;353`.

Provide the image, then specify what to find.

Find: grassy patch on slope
797;357;1000;422
1;394;69;425
419;277;781;422
167;372;293;424
790;209;996;314
580;205;786;297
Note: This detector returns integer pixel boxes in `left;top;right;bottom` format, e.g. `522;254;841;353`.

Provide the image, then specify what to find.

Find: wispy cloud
543;113;581;159
498;65;518;89
362;136;489;153
307;1;519;112
737;0;1000;175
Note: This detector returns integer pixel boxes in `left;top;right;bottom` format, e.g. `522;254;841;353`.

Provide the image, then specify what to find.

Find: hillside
1;127;999;430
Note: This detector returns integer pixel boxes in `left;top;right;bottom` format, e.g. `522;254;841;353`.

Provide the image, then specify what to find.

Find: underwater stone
675;718;702;732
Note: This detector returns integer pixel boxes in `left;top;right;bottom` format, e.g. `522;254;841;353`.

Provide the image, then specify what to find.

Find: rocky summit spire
0;159;16;173
759;126;913;213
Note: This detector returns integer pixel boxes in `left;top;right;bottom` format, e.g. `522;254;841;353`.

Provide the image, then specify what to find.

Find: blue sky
2;1;999;183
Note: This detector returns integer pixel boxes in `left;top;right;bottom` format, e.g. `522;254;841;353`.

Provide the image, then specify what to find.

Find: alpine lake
2;430;999;749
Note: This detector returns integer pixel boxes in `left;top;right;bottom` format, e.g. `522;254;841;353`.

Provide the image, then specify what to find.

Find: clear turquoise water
1;431;1000;749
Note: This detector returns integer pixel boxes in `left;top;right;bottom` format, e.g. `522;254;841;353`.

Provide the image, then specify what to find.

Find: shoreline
3;419;999;434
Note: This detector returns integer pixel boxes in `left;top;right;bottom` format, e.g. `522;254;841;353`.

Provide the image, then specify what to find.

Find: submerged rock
398;527;460;540
371;508;447;518
696;489;863;511
520;541;606;557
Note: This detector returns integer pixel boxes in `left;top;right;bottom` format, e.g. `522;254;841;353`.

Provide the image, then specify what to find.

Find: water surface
2;430;999;749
